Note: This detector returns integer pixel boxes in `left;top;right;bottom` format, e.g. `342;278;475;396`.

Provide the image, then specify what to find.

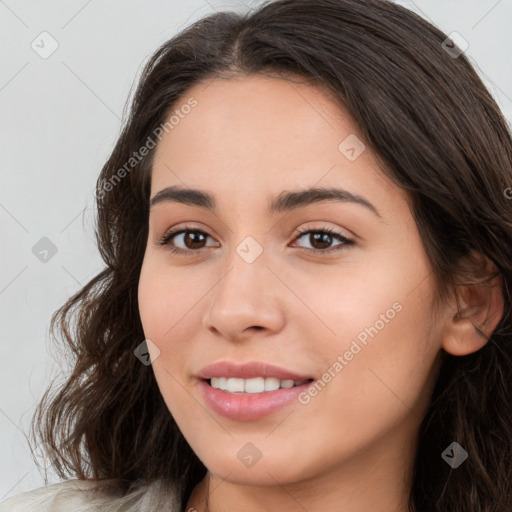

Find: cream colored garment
0;478;183;511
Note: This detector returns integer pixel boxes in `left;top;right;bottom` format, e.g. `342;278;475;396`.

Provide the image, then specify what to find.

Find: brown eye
180;231;208;249
156;225;354;256
293;226;354;254
157;226;219;254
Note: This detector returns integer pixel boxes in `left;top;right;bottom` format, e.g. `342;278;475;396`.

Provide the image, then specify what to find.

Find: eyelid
156;223;216;247
293;221;355;240
156;222;355;256
156;220;354;241
291;225;354;253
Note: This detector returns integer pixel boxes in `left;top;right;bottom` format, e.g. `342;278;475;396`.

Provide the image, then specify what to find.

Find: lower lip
198;379;313;421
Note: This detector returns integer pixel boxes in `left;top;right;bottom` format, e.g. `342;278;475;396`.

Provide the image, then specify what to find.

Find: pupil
182;231;333;250
186;232;205;249
312;232;331;249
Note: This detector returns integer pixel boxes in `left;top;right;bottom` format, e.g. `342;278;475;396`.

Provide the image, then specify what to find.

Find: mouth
197;360;314;382
198;377;315;421
196;361;316;421
205;376;314;394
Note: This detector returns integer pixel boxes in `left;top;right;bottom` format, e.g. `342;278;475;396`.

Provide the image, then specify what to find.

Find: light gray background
1;0;511;501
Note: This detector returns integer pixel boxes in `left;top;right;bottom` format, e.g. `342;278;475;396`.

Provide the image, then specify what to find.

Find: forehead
153;73;352;162
150;74;404;211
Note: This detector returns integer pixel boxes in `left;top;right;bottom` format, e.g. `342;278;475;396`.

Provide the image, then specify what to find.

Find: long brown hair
31;1;512;510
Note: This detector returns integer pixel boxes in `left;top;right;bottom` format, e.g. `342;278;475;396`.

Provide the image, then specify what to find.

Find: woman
2;0;511;510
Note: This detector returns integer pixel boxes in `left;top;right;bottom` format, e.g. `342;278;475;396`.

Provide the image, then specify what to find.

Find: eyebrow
149;185;381;217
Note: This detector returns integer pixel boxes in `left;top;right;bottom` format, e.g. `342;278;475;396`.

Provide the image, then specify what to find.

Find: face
138;74;446;489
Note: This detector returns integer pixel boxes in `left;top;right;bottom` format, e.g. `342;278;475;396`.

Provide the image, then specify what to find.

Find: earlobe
442;252;504;356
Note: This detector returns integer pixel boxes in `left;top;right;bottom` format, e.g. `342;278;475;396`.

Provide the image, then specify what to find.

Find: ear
442;251;504;356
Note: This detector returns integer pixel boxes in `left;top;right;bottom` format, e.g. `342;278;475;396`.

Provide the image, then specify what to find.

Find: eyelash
156;224;354;256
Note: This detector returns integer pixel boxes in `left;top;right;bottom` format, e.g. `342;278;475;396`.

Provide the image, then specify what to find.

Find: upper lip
197;361;314;381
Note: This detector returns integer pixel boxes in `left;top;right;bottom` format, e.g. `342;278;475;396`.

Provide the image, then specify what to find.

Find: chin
195;443;316;486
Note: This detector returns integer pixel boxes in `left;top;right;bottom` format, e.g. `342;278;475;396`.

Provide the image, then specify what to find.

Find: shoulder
0;479;108;511
0;478;183;512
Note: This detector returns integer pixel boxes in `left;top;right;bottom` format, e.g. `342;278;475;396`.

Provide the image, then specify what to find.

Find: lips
198;379;313;421
196;361;315;421
197;361;314;381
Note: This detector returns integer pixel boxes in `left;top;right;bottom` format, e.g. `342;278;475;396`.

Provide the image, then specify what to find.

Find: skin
137;74;503;512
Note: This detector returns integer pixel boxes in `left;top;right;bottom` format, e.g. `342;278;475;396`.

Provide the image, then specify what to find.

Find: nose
202;245;286;342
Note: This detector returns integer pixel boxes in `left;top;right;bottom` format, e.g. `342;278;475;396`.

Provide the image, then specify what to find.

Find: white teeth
264;377;280;391
210;376;307;393
244;377;265;393
226;378;244;393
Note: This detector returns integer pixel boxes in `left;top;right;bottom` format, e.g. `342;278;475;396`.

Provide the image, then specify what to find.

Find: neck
185;473;210;512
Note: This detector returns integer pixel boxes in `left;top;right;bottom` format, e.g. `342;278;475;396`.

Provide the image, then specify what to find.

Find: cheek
138;258;160;333
137;258;193;343
137;263;197;426
318;282;440;435
137;258;204;383
309;253;441;420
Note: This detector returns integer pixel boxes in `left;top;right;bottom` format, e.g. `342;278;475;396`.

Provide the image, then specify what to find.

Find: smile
208;376;312;393
199;378;315;421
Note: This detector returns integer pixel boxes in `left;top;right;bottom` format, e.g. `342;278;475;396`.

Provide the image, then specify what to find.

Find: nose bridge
203;235;284;337
212;234;270;312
